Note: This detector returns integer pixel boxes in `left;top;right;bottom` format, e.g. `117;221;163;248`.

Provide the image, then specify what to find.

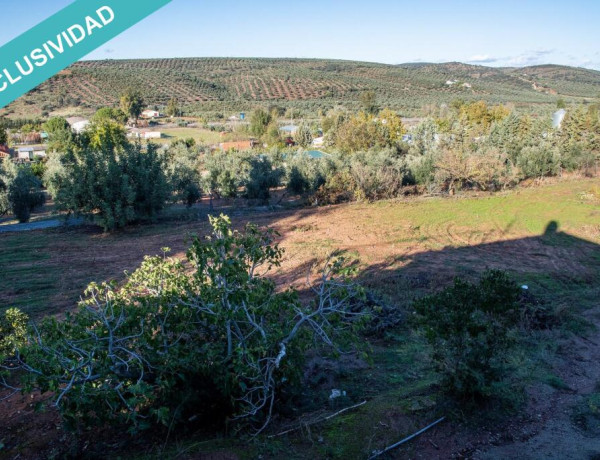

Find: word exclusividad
0;6;114;92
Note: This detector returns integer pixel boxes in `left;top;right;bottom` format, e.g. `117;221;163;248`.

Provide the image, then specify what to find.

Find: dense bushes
413;270;522;402
245;155;284;202
517;143;561;178
0;160;45;222
161;143;202;206
2;216;366;433
49;142;168;231
286;152;329;197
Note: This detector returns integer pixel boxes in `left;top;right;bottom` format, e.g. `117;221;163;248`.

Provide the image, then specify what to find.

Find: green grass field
147;126;224;145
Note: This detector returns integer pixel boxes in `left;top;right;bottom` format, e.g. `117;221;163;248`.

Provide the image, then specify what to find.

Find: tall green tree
85;119;128;152
91;107;128;125
245;156;283;203
0;158;16;215
54;140;168;231
0;122;7;145
42;117;73;153
163;143;202;207
166;98;180;118
250;108;272;137
120;88;145;125
7;166;45;223
295;123;313;148
360;90;379;115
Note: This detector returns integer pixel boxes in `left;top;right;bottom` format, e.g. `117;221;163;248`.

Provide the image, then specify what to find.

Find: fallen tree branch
268;400;367;438
368;416;446;459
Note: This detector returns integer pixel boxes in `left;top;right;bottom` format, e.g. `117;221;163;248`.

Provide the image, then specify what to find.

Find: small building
0;145;11;159
143;131;163;140
17;146;46;161
141;110;161;119
66;117;91;134
280;125;299;135
17;147;34;161
312;136;324;147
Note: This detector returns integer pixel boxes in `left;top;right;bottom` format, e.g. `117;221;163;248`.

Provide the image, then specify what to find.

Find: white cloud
467;54;498;64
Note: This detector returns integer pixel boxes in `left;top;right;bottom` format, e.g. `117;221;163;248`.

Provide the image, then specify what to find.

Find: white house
143;132;163;139
142;110;161;119
17;147;45;160
18;147;34;161
280;124;299;135
72;120;90;134
65;117;90;134
312;136;324;147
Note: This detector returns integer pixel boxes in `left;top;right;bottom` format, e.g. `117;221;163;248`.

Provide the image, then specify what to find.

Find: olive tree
162;143;202;206
120;88;145;125
54;140;169;231
8;166;45;223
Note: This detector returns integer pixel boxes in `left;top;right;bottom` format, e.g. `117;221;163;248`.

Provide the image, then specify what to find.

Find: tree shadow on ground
348;220;600;311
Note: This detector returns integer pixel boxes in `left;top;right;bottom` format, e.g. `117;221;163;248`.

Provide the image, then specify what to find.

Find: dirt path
476;312;600;460
0;217;83;233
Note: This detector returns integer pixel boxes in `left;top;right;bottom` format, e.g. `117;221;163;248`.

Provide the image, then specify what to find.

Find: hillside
2;58;600;118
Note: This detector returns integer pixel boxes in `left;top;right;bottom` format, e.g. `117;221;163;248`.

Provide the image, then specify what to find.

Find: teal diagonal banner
0;0;172;109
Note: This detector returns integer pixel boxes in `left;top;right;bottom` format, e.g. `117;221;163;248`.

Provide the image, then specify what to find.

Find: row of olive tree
42;110;210;231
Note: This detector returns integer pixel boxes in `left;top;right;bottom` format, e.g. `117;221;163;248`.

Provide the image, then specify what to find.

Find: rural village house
0;145;11;159
17;146;46;161
141;110;161;119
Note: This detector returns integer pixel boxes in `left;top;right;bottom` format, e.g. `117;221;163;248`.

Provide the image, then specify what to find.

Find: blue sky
1;0;599;69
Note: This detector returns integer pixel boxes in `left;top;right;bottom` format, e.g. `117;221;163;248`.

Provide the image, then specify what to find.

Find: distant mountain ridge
3;58;599;118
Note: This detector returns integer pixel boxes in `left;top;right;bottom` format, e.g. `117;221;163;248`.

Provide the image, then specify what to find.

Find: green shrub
349;150;410;201
54;142;169;231
162;143;202;207
203;150;249;199
285;153;328;197
7;166;46;223
0;308;28;360
244;156;283;202
517;144;560;179
572;390;600;436
413;270;522;403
